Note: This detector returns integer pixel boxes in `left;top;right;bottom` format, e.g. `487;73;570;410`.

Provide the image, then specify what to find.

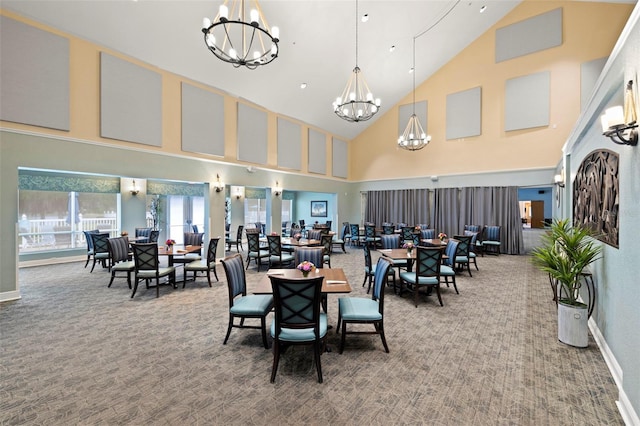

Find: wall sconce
600;81;638;146
554;173;565;188
213;174;224;193
235;187;242;200
273;181;282;196
130;179;140;196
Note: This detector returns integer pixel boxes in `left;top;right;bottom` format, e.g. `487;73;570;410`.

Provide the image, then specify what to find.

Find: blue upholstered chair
399;246;444;307
107;236;135;289
382;224;395;235
267;235;295;268
465;225;484;255
482;225;501;255
173;232;204;266
464;230;480;270
439;239;460;295
337;257;392;354
134;227;152;243
364;224;381;248
320;234;333;268
221;253;273;349
453;235;473;277
226;225;244;252
294;247;324;268
184;237;220;287
307;229;323;241
420;228;436;240
331;222;349;253
131;243;176;298
269;274;326;383
82;229;100;268
401;226;415;244
349;224;363;247
362;242;396;294
90;233;111;273
245;230;269;271
380;234;408;275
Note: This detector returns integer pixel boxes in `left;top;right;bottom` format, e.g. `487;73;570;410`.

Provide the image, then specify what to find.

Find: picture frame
310;201;327;217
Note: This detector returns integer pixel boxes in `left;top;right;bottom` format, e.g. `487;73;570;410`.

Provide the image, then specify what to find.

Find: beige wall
351;1;633;182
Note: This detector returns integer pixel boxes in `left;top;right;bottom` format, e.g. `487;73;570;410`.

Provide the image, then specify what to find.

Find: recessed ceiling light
361;14;369;23
389;45;396;53
480;5;487;13
300;83;307;89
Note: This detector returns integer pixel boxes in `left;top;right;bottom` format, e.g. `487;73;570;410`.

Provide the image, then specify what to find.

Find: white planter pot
558;301;589;348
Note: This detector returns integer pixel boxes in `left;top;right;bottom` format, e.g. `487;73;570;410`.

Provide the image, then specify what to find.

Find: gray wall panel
496;8;563;63
580;57;608;112
308;129;326;174
237;103;268;164
398;101;428;137
100;53;162;146
332;137;348;179
505;71;550;131
181;83;224;156
446;87;482;140
277;118;301;170
0;16;69;131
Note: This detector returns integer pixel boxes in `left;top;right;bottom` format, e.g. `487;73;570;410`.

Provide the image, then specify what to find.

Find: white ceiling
4;0;530;140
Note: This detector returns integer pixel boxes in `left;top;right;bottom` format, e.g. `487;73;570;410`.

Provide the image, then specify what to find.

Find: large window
166;195;205;243
18;190;118;253
244;198;267;228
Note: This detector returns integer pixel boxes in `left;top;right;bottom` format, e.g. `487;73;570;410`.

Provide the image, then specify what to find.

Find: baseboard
19;255;85;268
0;290;21;303
589;317;640;426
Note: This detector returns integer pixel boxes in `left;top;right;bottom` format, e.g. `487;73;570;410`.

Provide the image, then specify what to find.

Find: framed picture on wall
310;201;327;217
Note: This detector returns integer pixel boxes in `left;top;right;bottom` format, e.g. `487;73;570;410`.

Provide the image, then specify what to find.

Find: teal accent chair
107;236;135;289
439;240;460;295
399;246;444;307
184;237;220;287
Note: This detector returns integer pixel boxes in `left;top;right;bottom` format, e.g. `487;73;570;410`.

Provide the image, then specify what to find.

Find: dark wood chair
131;243;176;298
184;237;220;287
90;233;111;273
399;246;444;307
107;236;135;289
226;225;244;252
267;235;295;268
245;230;269;271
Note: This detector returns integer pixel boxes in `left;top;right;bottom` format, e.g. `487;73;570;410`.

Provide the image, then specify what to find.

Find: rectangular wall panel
505;71;550;131
277;118;301;170
181;83;224;156
0;16;69;131
100;53;162;146
332;138;348;179
308;129;326;175
581;57;608;112
446;87;481;140
496;8;562;63
398;101;428;138
237;103;268;165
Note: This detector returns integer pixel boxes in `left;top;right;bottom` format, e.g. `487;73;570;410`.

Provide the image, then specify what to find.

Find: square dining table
250;268;352;295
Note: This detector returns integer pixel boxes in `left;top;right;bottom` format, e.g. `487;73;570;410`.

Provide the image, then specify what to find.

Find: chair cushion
137;266;175;279
399;271;439;285
249;250;270;259
439;265;455;276
112;261;135;271
483;241;500;246
270;254;294;263
270;313;328;342
184;259;210;271
230;294;273;316
469;252;477;258
95;253;110;260
455;256;469;264
392;259;409;267
338;297;382;321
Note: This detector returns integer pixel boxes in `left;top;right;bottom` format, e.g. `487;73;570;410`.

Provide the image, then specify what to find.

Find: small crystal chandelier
202;0;279;70
333;0;381;122
398;37;431;151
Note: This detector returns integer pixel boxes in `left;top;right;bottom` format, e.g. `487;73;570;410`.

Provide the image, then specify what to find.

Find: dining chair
184;237;220;287
134;227;152;243
464;230;480;270
337;257;392;354
382;224;395;235
364;224;381;249
82;229;100;268
380;234;408;274
482;225;501;255
131;243;176;298
226;225;244;252
298;219;307;238
90;233;111;273
172;232;204;267
439;239;460;294
420;228;436;240
362;242;396;294
221;254;273;349
331;222;349;253
294;247;324;268
148;230;160;243
267;235;295;268
269;274;326;383
349;223;363;247
401;226;415;244
320;234;333;268
245;230;269;271
465;225;485;255
399;246;444;307
453;235;473;277
107;236;135;289
307;229;322;241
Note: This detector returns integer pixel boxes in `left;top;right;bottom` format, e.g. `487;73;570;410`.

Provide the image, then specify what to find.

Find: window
244;198;266;228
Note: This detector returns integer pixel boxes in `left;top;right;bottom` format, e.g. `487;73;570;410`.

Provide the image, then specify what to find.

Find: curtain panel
365;186;524;254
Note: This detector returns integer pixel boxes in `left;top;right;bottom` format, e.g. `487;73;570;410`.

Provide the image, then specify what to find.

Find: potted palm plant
532;218;602;347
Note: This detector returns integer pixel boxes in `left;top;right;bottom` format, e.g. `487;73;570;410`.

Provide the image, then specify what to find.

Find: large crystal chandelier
333;0;381;122
202;0;279;70
398;37;431;151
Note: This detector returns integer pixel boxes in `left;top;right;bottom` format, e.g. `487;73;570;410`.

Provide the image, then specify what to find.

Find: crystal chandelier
398;37;431;151
202;0;280;70
333;0;381;122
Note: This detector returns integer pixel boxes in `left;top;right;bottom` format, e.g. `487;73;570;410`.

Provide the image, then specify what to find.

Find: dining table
379;248;417;272
157;244;202;267
260;237;321;248
251;267;352;295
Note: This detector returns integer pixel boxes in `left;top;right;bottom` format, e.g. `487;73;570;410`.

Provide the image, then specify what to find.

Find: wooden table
251;268;352;295
379;248;417;271
261;237;321;247
158;244;202;266
421;238;448;247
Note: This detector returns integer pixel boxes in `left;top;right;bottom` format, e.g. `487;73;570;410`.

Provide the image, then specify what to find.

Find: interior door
530;200;544;228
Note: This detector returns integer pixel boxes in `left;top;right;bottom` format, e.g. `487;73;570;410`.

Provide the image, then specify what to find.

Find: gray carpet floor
1;229;622;425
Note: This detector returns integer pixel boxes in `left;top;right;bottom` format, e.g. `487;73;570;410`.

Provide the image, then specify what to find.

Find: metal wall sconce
554;173;565;188
273;181;282;196
600;81;638;146
214;174;224;192
130;179;140;196
235;187;242;200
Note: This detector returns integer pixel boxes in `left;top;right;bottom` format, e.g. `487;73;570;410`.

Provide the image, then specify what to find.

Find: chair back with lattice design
364;224;377;239
269;275;324;335
132;243;160;272
382;225;395;235
401;226;414;242
149;230;160;243
363;242;373;270
350;224;360;240
321;234;333;256
267;235;283;258
92;233;110;256
206;237;220;265
246;231;261;254
453;235;471;258
415;246;443;279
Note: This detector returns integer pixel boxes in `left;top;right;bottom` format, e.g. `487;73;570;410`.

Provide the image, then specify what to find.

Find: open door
530;200;544;228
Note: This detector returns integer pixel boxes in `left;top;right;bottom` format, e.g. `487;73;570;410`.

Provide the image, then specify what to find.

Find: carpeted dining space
1;232;622;424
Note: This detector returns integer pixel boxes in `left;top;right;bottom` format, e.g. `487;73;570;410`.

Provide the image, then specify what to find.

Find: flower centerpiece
297;261;315;277
294;232;302;241
121;231;129;237
166;239;176;250
438;232;447;241
402;241;415;254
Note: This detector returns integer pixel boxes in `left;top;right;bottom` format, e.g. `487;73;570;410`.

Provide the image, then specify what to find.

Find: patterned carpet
1;232;622;425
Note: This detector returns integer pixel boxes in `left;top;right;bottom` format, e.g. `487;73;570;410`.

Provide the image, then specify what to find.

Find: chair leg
84;255;91;268
126;272;132;289
339;320;347;354
90;257;98;273
261;316;269;349
314;341;323;383
414;284;420;307
223;314;234;344
434;284;443;306
212;265;219;282
108;272;116;288
467;262;472;277
131;279;139;298
377;321;389;353
270;342;281;383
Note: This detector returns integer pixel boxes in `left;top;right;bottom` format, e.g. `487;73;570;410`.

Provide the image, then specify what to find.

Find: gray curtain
365;186;524;254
